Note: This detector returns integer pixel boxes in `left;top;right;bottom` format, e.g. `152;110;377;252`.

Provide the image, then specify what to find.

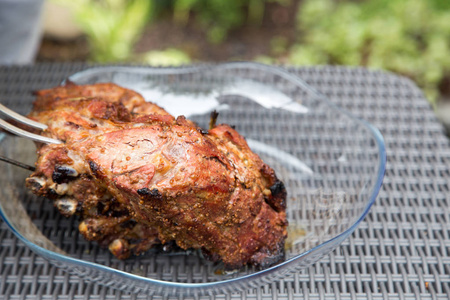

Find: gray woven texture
0;64;449;299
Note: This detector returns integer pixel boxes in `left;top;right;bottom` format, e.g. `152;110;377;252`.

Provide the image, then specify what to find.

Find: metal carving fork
0;103;61;144
0;103;62;171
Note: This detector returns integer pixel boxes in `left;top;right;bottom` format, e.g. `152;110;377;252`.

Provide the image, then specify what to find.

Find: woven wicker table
0;64;449;299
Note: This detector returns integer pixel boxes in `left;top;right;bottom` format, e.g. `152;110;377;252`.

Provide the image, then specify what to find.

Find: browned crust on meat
26;83;288;267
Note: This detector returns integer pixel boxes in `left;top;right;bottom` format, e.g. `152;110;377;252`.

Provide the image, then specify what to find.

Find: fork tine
0;118;62;144
0;103;47;130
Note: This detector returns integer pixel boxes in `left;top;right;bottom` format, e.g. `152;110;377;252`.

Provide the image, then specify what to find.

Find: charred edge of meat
201;247;221;263
26;176;59;199
88;160;102;177
270;180;286;198
120;219;137;229
116;102;132;122
46;188;59;199
264;180;287;212
160;240;180;252
209;110;219;130
110;209;129;218
254;243;286;270
52;165;79;184
109;239;131;259
26;177;44;191
28;180;42;191
97;200;130;218
65;121;81;130
137;188;162;201
197;128;208;135
55;198;78;216
127;238;145;245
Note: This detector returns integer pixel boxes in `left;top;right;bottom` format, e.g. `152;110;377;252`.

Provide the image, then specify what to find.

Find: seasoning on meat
25;82;288;268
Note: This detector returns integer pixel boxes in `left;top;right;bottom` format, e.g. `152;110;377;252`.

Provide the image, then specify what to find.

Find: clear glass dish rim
0;62;387;291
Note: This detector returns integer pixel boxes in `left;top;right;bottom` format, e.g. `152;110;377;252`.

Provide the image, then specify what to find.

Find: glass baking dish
0;62;386;296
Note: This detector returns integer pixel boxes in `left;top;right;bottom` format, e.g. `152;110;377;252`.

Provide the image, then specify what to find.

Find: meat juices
25;82;288;268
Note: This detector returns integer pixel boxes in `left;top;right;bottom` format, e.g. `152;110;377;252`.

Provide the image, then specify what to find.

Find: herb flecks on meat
25;82;287;268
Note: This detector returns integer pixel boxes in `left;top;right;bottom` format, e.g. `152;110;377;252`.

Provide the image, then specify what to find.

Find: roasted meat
25;82;288;268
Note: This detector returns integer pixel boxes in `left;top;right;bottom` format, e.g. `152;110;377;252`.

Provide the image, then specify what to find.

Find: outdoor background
38;0;450;127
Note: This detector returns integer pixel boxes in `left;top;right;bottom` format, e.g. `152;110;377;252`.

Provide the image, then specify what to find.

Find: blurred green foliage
53;0;287;63
53;0;152;62
142;48;191;66
52;0;450;104
288;0;450;103
172;0;289;43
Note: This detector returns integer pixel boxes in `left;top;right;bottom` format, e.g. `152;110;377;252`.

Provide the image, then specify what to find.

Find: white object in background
42;1;82;40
